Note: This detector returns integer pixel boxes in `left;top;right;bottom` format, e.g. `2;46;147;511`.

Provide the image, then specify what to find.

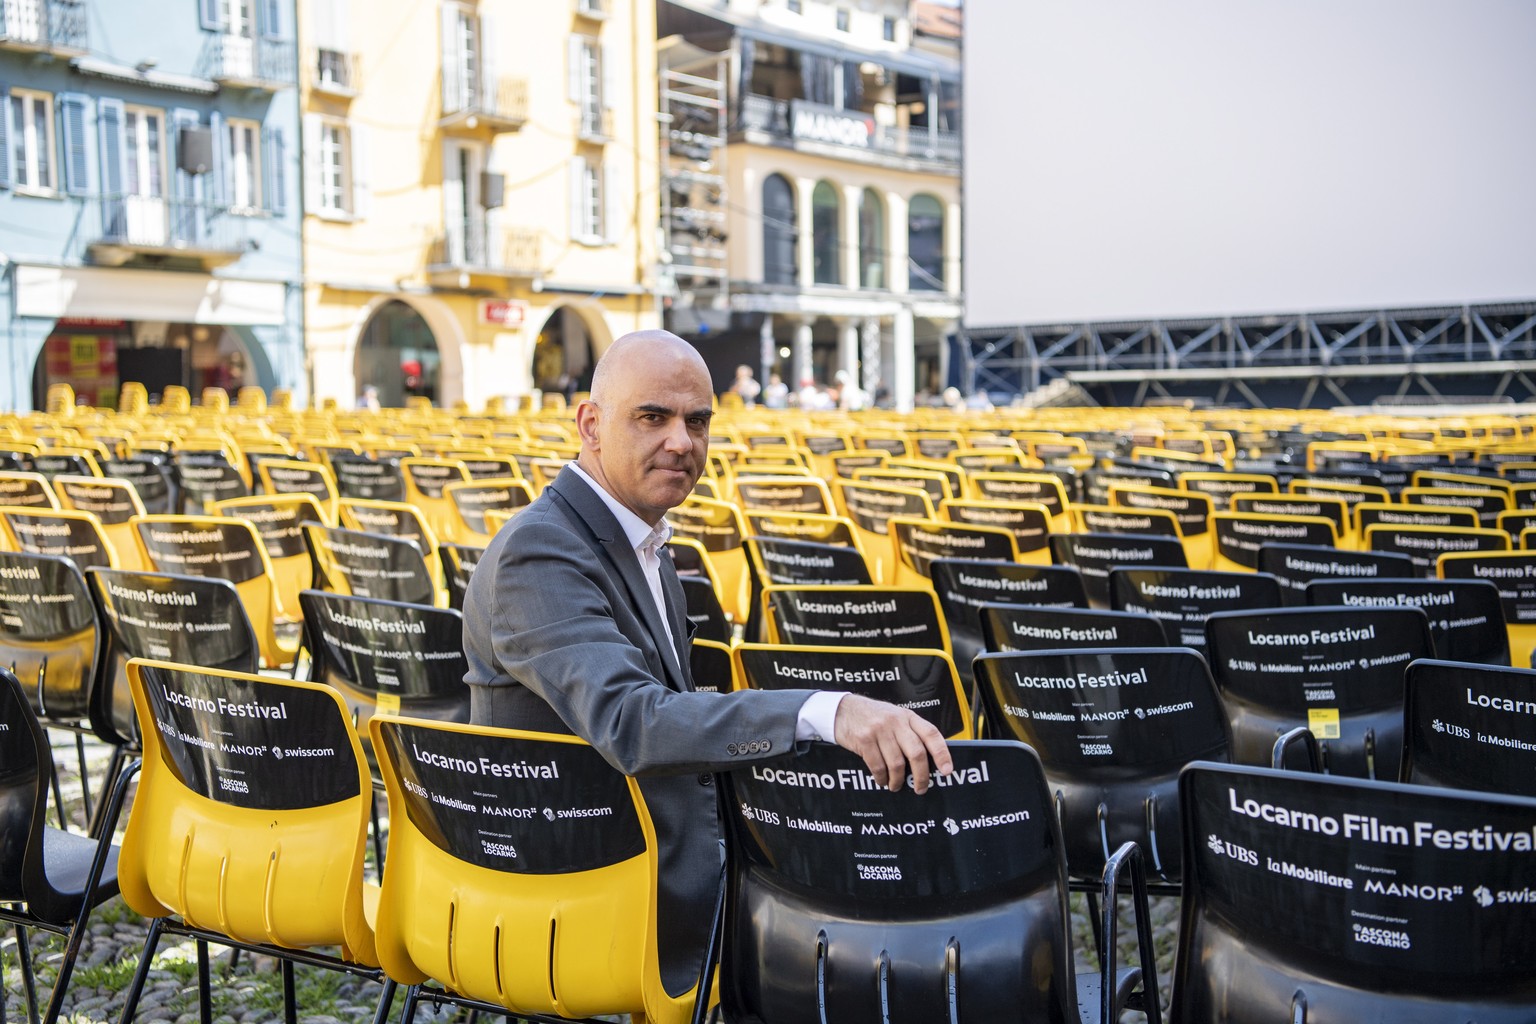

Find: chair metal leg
118;916;168;1023
74;734;93;824
398;984;422;1024
87;745;129;839
196;941;212;1024
13;923;39;1024
45;746;66;832
281;959;297;1024
367;978;397;1024
369;791;386;880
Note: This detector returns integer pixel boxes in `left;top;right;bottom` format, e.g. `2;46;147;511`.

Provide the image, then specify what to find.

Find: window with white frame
8;89;55;192
318;119;351;215
573;155;603;241
123;106;165;197
227;118;262;211
575;36;602;136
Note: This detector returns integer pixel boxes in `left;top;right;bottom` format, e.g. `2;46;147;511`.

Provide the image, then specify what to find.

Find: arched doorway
530;306;597;400
355;300;442;407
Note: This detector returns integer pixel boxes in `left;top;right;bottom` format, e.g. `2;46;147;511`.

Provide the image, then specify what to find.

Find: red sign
479;299;528;328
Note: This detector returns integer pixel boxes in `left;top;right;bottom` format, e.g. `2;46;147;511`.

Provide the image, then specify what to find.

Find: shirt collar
568;461;671;553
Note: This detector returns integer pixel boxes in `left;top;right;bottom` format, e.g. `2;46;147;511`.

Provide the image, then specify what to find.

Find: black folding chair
1205;604;1435;778
0;666;135;1024
974;646;1231;889
1172;762;1536;1021
1109;565;1283;649
718;740;1161;1024
1401;658;1536;797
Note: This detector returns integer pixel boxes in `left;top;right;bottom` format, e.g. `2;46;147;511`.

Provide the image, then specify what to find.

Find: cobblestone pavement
4;735;1180;1023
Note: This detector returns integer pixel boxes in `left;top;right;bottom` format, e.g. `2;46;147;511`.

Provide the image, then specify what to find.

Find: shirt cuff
795;690;847;742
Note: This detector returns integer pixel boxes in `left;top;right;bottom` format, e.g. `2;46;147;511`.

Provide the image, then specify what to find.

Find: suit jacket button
726;742;739;756
760;739;772;753
698;773;714;786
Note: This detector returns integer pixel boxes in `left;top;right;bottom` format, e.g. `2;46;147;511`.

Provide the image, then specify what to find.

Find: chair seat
36;828;121;922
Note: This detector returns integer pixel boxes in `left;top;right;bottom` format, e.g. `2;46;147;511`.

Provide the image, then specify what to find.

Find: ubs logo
1207;833;1259;866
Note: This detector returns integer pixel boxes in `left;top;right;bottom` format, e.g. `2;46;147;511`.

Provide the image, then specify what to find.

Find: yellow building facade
299;0;662;410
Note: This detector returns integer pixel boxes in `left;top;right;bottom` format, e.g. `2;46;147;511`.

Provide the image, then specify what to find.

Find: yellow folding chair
401;456;472;540
0;506;118;569
833;479;935;585
370;717;708;1024
210;493;328;626
887;515;1019;589
1438;549;1536;667
668;496;752;625
52;474;148;570
1209;510;1339;572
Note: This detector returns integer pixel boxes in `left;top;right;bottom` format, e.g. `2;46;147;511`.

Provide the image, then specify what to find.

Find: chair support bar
1099;840;1164;1024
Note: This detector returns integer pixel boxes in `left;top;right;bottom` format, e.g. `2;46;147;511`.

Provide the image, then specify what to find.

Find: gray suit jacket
463;466;813;993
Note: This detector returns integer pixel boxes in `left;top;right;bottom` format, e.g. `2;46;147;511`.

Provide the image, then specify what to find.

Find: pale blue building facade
0;0;301;411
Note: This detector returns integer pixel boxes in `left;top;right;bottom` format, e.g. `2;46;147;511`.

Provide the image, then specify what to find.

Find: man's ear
575;400;601;449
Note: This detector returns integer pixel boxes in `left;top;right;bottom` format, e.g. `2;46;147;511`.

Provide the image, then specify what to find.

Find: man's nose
662;418;693;452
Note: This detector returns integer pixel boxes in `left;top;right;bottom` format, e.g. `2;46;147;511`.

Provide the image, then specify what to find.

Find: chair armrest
1098;840;1163;1024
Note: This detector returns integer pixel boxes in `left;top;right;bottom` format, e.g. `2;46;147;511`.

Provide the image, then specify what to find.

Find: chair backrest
1401;658;1536;797
1363;522;1510;577
303;522;439;607
940;498;1054;564
669;496;752;624
86;568;261;747
1305;577;1510;666
1178;470;1278;511
1205;604;1435;777
442;477;534;544
743;509;862;550
330;454;407;503
1109;566;1284;649
257;458;339;522
1210;511;1338;572
337;497;441;559
1072;504;1183;541
0;471;59;509
54;474;148;569
1232;492;1351;546
834;479;935;584
1108;485;1215;569
762;584;949;652
0;507;118;570
299;590;469;748
733;475;834;515
1438;549;1536;667
680;574;732;644
928;559;1088;683
102;455;178;514
173;450;250;513
400;456;471;539
210;493;325;622
438;541;484;611
745;537;873;587
120;659;377;963
887;516;1019;588
974;646;1230;883
1355;500;1478;542
0;550;96;723
719;740;1085;1024
0;664;48;908
1256;542;1416;606
1172;762;1536;1022
688;637;734;693
734;642;971;738
1048;532;1190;608
369;716;700;1024
130;513;294;666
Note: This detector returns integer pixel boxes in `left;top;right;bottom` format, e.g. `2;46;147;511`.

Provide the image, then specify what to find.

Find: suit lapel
551;469;689;692
658;550;693;690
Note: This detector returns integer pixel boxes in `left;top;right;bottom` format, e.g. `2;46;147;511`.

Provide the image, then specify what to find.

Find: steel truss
963;302;1536;408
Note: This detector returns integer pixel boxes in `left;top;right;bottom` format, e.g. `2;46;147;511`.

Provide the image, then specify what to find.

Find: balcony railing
739;94;960;164
86;194;256;269
441;71;528;131
0;0;86;53
577;106;614;142
196;32;296;89
428;222;541;279
311;47;360;96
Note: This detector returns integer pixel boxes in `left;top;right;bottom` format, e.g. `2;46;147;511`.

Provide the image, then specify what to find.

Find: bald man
462;330;951;994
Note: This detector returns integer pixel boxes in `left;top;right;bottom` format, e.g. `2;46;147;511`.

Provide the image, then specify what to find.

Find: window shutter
603;158;620;245
441;4;461;113
58;93;90;195
265;125;286;214
207;110;227;206
568;155;584;240
479;10;497;109
601;41;614;110
199;0;222;31
349;122;369;218
172;107;201;202
0;88;10;188
97;97;124;194
301;113;321;211
567;36;582;102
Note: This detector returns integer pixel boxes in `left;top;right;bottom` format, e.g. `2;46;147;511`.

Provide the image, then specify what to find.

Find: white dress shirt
568;463;842;741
